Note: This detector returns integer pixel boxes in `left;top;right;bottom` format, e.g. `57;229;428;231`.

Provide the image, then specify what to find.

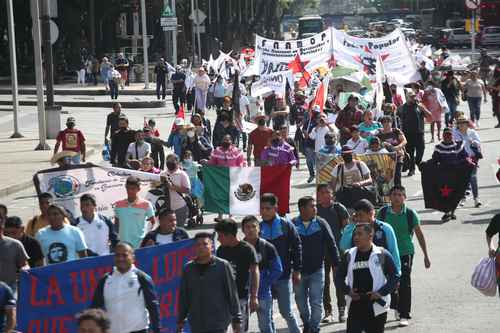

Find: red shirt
249;127;273;159
56;128;85;152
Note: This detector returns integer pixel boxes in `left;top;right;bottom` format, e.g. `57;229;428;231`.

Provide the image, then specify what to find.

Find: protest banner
251;71;289;97
330;28;419;85
33;164;162;220
254;30;331;76
18;239;196;333
317;153;397;204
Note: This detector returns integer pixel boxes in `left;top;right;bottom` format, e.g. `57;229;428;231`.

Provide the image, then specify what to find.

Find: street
1;96;498;332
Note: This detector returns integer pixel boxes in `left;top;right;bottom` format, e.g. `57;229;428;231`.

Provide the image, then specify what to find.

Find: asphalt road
1;97;499;332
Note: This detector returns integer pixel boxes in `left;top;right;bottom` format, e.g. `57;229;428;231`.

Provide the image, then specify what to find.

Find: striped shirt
208;146;246;167
432;141;468;166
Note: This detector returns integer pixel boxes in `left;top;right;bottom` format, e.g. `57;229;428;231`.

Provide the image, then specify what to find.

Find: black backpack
378;205;416;235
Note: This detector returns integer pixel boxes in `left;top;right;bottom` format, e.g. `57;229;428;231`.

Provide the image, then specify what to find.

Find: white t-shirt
310;126;332;153
331;161;371;191
127;142;151;160
156;233;174;245
240;95;250;115
159;169;191;211
346;137;369;155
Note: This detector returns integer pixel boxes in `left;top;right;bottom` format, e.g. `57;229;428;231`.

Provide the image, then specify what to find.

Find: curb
0;88;172;96
0;100;167;109
0;146;99;199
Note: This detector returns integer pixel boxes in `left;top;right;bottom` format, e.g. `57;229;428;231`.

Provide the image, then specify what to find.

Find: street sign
161;17;178;31
162;5;173;17
49;20;59;45
189;9;206;25
465;0;480;10
193;25;206;34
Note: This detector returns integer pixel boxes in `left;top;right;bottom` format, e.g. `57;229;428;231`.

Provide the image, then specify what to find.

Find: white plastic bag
471;257;497;297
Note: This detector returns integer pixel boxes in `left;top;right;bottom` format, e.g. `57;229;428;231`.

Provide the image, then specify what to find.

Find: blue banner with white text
18;239;196;333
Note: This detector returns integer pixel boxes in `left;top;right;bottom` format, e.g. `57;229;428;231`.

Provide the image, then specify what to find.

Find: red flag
311;76;330;113
261;165;292;215
288;53;311;88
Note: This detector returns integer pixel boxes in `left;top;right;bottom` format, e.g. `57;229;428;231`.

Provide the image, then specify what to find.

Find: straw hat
51;151;78;165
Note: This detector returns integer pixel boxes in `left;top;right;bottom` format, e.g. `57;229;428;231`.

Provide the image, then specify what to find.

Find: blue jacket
167;132;185;157
260;216;302;280
292;216;340;275
339;220;401;274
249;238;283;300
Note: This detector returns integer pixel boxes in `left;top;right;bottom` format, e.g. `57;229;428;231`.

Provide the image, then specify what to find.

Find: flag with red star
421;160;474;213
288;53;311;88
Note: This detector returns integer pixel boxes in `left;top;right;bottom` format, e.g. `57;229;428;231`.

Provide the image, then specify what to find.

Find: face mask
257;119;266;126
137;139;144;144
166;161;177;171
221;142;231;149
187;131;195;138
184;158;193;164
325;139;334;146
343;154;353;163
67;122;75;128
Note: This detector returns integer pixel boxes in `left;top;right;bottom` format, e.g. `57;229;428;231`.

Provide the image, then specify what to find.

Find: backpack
378;205;416;235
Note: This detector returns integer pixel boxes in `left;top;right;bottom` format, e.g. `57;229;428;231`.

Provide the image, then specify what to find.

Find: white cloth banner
331;28;420;86
33;164;162;220
254;30;332;76
251;71;289;97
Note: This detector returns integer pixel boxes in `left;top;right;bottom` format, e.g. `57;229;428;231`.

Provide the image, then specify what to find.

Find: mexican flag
203;165;292;215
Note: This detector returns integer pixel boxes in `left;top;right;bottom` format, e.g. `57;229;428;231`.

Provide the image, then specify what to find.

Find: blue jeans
470;166;479;199
304;146;316;178
467;97;482;122
257;297;274;333
294;268;325;333
445;97;458;126
273;279;301;333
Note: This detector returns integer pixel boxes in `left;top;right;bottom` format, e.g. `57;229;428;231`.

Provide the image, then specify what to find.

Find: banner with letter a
18;239;196;333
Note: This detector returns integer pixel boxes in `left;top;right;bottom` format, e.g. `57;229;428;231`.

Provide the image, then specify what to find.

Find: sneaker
451;213;457;220
307;175;315;183
459;198;466;207
394;310;400;321
321;313;333;323
338;309;346;323
474;198;482;208
399;318;410;327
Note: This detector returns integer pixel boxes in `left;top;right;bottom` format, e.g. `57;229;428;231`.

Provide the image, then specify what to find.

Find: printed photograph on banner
317;153;397;204
33;164;162;220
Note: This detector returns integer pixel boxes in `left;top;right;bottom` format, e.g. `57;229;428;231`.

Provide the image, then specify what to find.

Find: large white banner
331;28;419;85
33;164;162;220
254;30;332;76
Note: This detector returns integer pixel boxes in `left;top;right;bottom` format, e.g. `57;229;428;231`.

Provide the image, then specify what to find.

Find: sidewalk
0;136;101;198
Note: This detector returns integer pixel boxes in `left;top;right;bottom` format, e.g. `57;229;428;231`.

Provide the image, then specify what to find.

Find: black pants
394;161;403;186
109;80;119;99
405;133;425;172
393;255;413;319
323;256;346;315
173;89;186;113
347;305;387;333
156;79;166;99
151;146;165;169
186;90;195;112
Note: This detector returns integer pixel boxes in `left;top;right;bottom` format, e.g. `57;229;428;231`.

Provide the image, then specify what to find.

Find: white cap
174;118;185;126
313;105;321;113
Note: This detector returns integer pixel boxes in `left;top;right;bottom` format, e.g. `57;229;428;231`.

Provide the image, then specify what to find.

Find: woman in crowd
377;115;407;186
463;71;488;128
358;110;382;140
140;157;160;174
453;116;482;208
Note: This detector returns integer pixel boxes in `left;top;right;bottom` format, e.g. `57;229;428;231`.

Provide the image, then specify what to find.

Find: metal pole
163;0;170;61
172;0;177;65
89;0;96;54
471;10;476;62
31;0;50;150
195;0;202;63
41;0;55;108
6;0;23;138
191;0;196;64
140;0;150;88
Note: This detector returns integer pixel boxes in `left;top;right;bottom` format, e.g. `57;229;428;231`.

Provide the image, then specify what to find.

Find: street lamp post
140;0;150;89
41;0;61;139
31;0;50;150
6;0;23;138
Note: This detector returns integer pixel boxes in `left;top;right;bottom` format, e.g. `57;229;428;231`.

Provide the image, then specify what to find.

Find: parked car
478;26;500;47
439;28;472;47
